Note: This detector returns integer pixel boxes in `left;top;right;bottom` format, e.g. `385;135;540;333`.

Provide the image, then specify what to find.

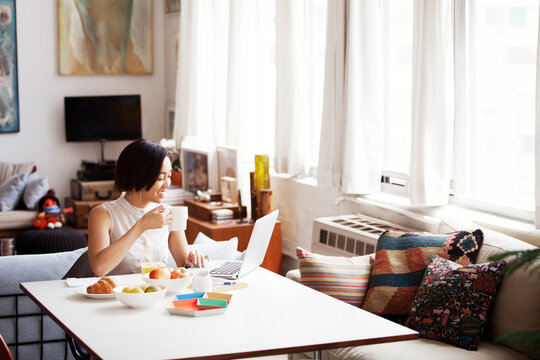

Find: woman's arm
168;230;209;268
88;204;171;276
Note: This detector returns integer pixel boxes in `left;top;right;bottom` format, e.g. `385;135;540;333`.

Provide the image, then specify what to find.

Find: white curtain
317;0;384;194
275;1;326;176
174;0;274;155
535;6;540;228
408;0;454;206
275;0;306;175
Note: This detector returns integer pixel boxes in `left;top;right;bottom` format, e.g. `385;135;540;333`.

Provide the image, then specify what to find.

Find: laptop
209;209;279;279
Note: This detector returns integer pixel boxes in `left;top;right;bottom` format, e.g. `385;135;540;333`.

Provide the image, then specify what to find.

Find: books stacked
212;209;233;224
164;186;195;205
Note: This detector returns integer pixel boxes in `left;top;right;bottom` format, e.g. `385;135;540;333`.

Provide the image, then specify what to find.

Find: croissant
87;277;118;294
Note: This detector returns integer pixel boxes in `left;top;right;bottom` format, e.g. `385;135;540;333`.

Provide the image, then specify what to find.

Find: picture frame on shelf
216;145;238;181
181;146;209;194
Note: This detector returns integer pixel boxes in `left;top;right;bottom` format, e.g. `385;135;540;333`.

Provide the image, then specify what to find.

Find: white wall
0;1;167;203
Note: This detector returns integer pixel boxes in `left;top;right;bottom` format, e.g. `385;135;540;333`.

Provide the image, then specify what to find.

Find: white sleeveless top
102;195;169;275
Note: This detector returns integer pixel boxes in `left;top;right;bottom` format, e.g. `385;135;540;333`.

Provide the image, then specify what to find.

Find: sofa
0;233;242;360
286;228;539;360
0;162;47;240
0;248;85;360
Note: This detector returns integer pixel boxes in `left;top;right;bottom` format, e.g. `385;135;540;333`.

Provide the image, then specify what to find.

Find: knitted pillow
296;247;372;307
362;229;483;316
405;255;506;351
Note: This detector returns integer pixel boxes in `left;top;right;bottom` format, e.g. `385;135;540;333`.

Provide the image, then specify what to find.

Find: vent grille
313;214;413;257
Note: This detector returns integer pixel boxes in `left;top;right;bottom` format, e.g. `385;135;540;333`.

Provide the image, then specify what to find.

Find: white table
20;268;418;360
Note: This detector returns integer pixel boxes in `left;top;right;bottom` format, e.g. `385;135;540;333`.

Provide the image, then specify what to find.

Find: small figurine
32;190;73;229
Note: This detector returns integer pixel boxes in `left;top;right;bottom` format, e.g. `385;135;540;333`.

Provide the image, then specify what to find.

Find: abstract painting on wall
0;0;19;133
58;0;153;75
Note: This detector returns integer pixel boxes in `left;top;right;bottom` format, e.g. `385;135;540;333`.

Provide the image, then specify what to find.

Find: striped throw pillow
296;247;372;307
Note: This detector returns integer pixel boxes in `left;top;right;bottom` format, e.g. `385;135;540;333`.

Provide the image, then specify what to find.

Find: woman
88;139;208;277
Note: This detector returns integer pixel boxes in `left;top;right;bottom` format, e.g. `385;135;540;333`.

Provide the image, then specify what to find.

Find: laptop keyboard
209;261;242;276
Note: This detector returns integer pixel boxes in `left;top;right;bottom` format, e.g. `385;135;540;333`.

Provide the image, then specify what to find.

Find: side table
14;226;87;255
186;217;283;274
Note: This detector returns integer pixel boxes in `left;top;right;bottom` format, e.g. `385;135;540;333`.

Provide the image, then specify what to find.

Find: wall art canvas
58;0;153;75
0;0;19;133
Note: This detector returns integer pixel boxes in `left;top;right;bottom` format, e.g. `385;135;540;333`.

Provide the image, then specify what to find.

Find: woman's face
144;157;172;203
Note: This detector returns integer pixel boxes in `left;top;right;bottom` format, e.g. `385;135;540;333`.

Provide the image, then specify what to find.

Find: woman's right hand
138;205;172;230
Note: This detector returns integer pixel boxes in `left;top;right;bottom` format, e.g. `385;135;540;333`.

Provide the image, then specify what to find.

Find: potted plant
489;248;540;359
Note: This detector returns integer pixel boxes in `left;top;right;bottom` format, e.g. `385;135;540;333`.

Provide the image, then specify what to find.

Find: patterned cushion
296;247;372;307
362;229;483;316
405;255;506;351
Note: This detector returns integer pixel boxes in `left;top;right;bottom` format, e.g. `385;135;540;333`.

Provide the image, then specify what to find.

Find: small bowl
113;284;166;308
143;272;193;293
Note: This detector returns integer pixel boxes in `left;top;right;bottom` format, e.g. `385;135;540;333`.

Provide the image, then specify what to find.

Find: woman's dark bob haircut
115;139;169;192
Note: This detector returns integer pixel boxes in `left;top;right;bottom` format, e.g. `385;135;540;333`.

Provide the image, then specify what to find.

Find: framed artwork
0;0;19;134
182;146;209;194
58;0;153;75
217;145;238;180
166;0;180;13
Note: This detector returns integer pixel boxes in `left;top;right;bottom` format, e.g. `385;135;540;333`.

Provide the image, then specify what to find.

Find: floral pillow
405;255;506;351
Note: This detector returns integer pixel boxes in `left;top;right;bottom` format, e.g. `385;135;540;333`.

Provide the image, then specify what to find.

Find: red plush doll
32;190;73;229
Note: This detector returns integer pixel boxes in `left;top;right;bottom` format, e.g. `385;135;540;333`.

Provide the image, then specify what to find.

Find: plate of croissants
75;277;119;299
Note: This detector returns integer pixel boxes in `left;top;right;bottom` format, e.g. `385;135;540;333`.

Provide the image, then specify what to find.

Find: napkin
66;276;123;287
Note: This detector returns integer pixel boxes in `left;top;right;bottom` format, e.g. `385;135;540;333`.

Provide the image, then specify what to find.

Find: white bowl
113;284;166;308
143;272;192;293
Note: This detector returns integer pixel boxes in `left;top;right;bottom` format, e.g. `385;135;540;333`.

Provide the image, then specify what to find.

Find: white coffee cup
169;206;188;231
192;270;213;293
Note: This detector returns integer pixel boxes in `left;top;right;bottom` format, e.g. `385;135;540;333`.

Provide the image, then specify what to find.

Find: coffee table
20;267;418;359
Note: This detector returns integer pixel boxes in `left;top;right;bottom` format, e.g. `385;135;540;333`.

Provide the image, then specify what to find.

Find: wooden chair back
0;334;13;360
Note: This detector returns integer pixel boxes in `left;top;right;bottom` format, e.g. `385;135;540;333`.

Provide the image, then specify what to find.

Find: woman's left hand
186;249;210;268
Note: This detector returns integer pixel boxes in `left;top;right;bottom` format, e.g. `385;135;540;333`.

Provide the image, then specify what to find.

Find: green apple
130;287;144;294
145;285;161;293
122;286;133;293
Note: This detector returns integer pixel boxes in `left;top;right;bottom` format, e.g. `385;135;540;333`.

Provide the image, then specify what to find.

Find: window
382;0;414;177
454;0;538;215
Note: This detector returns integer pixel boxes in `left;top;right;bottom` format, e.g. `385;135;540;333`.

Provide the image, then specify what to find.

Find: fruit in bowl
171;267;191;279
149;267;172;279
113;284;166;308
143;267;193;293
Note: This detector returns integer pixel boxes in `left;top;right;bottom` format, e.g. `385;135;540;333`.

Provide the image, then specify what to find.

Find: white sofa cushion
0;209;36;230
189;232;243;260
323;338;529;360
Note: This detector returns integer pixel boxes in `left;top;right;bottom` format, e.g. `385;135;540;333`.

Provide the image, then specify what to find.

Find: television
64;94;142;142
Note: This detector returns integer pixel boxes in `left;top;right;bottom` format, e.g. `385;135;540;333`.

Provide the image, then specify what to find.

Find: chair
0;334;14;360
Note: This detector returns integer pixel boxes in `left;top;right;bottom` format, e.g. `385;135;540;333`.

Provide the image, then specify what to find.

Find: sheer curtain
275;0;326;176
408;0;454;206
317;0;384;194
174;0;275;156
536;6;540;227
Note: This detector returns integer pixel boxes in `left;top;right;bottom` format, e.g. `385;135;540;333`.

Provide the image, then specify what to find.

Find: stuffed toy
32;190;73;229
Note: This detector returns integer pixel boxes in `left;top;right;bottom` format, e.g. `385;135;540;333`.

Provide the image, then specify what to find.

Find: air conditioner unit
311;214;419;257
